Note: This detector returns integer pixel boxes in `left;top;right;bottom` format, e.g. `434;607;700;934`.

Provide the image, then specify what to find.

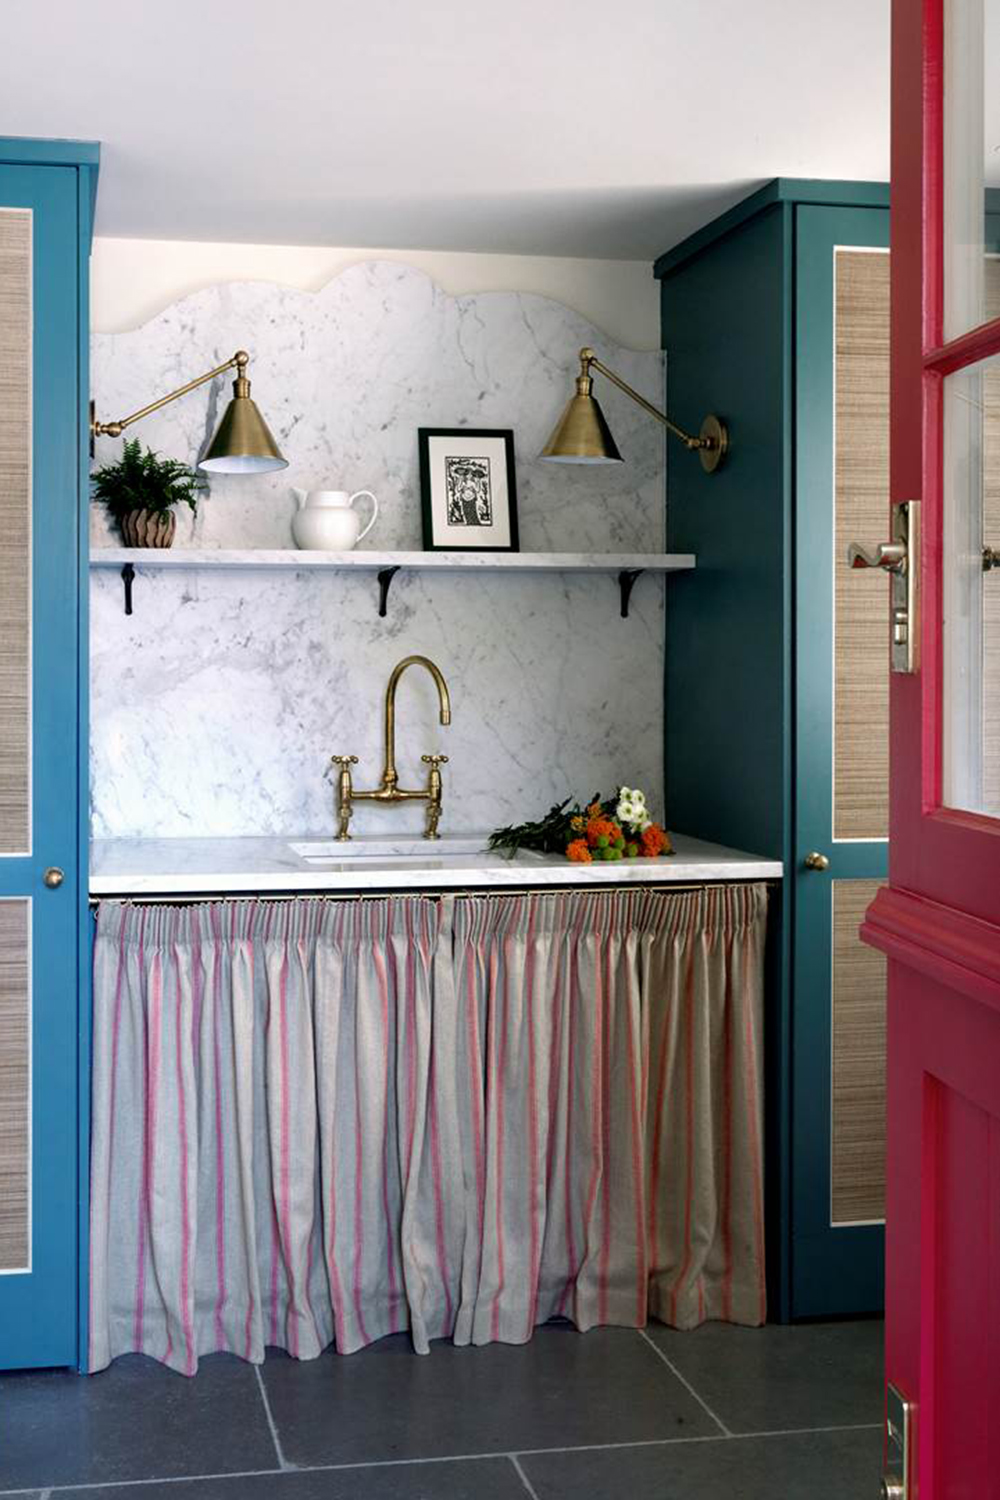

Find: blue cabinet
0;139;98;1369
655;181;889;1319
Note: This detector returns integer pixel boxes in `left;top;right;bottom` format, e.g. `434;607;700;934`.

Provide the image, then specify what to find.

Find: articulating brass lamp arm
577;347;729;473
91;349;250;440
580;348;699;449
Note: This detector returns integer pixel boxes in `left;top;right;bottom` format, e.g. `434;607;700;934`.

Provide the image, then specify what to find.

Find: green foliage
91;439;205;529
487;795;605;860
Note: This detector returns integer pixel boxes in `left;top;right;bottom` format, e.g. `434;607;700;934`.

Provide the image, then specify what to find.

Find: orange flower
586;817;616;846
566;839;593;863
586;801;602;818
641;823;671;857
570;815;585;832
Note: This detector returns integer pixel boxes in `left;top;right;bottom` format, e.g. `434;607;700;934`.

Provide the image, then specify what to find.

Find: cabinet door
0;164;83;1368
792;204;890;1315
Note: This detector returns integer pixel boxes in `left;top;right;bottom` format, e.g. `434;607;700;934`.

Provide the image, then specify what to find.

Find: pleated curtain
88;884;767;1376
448;885;768;1344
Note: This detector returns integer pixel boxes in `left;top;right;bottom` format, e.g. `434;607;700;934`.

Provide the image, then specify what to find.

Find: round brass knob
804;851;830;871
43;866;65;889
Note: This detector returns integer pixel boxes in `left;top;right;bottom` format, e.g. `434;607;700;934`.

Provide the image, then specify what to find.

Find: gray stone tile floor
0;1319;884;1499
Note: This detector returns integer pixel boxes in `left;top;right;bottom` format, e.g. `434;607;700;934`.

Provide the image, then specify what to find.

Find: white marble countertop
89;832;783;897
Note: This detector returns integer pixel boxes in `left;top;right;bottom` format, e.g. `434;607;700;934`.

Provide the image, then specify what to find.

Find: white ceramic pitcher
290;488;379;550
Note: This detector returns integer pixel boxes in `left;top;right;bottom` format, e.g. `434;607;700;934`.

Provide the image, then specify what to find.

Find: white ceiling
3;0;890;259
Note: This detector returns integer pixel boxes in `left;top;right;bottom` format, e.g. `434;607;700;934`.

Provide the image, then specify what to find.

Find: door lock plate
889;501;919;674
882;1382;915;1499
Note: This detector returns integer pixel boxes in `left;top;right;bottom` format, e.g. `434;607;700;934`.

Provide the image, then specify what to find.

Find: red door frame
863;0;1000;1491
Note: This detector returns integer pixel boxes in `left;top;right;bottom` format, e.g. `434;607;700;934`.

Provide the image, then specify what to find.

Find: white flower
617;785;649;829
616;789;637;824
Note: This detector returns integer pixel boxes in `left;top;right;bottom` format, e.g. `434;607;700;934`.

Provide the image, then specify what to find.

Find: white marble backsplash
90;262;667;839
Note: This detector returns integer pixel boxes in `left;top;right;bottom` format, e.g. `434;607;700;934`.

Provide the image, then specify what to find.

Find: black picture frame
418;428;519;552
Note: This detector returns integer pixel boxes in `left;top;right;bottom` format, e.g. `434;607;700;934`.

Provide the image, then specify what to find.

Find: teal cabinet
656;181;889;1319
0;139;98;1368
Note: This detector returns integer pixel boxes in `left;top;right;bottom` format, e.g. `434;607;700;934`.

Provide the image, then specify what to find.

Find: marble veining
90;262;668;840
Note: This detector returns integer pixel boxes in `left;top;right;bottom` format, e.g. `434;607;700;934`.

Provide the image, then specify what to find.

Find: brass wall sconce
540;346;729;474
90;348;287;474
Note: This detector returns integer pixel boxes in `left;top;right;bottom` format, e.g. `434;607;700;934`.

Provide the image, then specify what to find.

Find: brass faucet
332;655;451;840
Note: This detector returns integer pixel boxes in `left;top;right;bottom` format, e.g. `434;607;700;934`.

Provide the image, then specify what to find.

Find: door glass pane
0;900;30;1271
942;346;1000;813
831;880;886;1225
0;209;31;855
834;249;890;840
943;0;1000;340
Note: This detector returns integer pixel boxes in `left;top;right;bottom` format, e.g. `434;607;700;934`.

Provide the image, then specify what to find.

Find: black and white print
445;456;493;527
419;428;519;552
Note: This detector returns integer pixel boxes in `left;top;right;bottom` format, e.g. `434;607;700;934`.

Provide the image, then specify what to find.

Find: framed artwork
418;428;519;552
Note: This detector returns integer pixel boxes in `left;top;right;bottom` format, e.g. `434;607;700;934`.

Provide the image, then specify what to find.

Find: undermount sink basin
289;835;488;862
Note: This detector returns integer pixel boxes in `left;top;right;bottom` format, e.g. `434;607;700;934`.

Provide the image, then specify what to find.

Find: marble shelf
89;548;696;618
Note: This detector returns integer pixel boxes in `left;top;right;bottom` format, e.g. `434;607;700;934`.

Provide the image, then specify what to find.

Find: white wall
90;237;660;352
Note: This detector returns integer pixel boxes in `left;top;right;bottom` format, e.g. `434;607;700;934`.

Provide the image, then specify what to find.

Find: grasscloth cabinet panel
834;250;890;842
831;879;886;1224
0;900;29;1270
0;209;31;856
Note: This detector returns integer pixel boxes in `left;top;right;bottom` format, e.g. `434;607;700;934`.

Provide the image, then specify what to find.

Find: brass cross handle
421;755;449;767
331;756;359;842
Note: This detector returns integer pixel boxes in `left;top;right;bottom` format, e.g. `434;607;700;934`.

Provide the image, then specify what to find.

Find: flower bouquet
487;786;673;864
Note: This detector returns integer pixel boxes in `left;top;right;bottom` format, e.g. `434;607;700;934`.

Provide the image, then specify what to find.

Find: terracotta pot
119;509;176;548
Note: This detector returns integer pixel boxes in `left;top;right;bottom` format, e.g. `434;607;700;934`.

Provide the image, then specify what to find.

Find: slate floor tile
57;1456;527;1500
644;1317;884;1433
0;1354;277;1491
260;1325;717;1468
521;1426;884;1500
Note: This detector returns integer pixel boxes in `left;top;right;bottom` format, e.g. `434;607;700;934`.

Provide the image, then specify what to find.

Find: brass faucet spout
383;654;451;786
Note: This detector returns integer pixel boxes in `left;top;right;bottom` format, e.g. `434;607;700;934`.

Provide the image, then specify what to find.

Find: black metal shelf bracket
618;568;643;618
376;565;401;617
121;563;136;616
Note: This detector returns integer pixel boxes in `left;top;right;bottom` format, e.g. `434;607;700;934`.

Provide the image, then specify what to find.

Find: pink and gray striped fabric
88;885;767;1376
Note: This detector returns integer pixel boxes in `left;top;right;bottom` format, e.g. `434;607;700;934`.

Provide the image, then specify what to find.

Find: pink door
862;0;1000;1492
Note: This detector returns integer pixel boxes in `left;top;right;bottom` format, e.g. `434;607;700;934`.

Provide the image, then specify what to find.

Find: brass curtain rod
89;881;777;909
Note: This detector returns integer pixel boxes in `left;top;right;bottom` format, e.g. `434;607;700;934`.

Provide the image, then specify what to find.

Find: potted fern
91;438;205;548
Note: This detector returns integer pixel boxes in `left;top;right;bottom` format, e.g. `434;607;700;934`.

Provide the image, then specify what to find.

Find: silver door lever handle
847;541;907;573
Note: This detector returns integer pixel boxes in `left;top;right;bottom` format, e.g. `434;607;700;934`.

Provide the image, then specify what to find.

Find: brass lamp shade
539;379;623;465
199;376;288;475
539;346;728;474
